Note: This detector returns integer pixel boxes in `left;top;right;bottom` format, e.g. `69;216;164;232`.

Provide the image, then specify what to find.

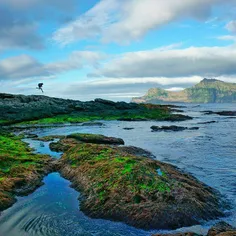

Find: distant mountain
132;79;236;103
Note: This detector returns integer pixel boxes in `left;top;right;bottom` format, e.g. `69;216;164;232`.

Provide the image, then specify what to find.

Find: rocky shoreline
0;93;235;235
0;93;191;125
0;131;227;231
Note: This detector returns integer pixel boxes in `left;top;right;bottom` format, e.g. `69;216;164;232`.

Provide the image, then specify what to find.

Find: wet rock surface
203;111;236;116
81;122;104;126
151;126;199;132
198;121;217;125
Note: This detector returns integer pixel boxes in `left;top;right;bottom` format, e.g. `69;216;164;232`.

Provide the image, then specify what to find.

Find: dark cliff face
132;79;236;104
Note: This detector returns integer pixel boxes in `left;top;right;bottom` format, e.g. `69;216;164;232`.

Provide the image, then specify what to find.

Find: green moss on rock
0;130;53;211
57;137;224;230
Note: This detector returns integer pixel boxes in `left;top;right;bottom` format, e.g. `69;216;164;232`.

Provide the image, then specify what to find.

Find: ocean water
0;104;235;236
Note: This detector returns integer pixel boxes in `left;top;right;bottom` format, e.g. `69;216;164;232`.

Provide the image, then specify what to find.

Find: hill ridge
132;79;236;103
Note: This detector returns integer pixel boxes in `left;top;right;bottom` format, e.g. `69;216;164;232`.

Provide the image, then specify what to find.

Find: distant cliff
132;79;236;103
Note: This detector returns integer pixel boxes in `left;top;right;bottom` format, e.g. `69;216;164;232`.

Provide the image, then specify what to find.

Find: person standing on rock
36;83;44;93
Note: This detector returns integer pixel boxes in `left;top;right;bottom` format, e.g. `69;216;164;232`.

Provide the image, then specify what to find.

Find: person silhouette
36;83;44;93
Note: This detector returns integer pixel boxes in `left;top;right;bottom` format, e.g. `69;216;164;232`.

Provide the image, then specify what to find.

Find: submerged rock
25;133;38;139
118;118;149;121
56;135;225;230
163;114;193;121
203;111;236;116
198;121;217;125
151;126;199;132
34;135;66;142
81;122;104;127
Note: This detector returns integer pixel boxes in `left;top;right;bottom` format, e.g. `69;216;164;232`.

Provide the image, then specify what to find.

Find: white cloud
226;20;236;34
86;76;202;86
53;0;119;45
0;51;104;80
217;35;236;41
53;0;236;45
165;87;185;91
91;44;236;78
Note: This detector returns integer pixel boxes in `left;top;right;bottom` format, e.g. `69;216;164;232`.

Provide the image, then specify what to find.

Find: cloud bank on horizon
0;0;236;101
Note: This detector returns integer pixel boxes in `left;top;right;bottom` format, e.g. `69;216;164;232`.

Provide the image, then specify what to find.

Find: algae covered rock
0;130;53;211
67;133;125;145
57;136;225;230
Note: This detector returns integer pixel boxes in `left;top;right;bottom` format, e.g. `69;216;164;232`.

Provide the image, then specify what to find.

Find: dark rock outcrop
0;93;192;125
0;93;78;124
151;126;199;132
81;122;104;126
203;111;236;116
198;121;217;124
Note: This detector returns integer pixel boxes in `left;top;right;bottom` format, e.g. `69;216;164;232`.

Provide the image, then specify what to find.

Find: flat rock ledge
54;134;225;230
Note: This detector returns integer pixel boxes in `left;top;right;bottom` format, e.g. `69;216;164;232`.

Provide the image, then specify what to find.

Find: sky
1;0;236;101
